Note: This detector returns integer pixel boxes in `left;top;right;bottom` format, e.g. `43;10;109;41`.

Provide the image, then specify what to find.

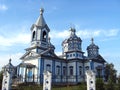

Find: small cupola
3;58;14;73
87;38;99;58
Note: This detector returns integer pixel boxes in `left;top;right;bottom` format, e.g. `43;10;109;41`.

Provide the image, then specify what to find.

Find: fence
12;74;85;85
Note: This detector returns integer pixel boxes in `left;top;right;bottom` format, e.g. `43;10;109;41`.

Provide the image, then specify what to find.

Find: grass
12;83;87;90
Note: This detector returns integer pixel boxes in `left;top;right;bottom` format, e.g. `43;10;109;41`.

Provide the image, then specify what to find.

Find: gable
20;51;39;60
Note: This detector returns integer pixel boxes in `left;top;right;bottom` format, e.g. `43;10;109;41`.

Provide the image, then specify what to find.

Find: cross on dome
91;37;94;44
40;8;44;15
9;58;12;64
69;27;76;36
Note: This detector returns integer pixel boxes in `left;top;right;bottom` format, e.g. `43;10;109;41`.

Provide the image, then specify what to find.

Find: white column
2;71;12;90
43;71;52;90
85;70;96;90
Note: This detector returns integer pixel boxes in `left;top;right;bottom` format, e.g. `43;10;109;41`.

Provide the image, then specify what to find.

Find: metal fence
12;74;85;85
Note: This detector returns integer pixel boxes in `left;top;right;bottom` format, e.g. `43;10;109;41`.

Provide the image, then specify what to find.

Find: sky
0;0;120;75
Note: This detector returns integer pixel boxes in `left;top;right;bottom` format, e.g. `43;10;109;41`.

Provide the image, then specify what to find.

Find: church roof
62;28;82;44
87;38;99;50
86;54;106;63
31;8;50;31
18;63;36;68
35;8;46;27
3;58;14;70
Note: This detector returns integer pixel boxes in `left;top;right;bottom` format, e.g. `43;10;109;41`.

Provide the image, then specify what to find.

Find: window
70;54;72;57
43;31;47;41
73;54;75;56
32;31;36;40
69;66;73;75
56;66;60;75
79;66;82;75
46;64;51;72
67;55;69;58
79;54;81;57
63;66;66;75
76;53;78;57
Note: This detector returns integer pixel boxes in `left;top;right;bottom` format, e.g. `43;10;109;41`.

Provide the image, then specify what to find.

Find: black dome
87;38;99;50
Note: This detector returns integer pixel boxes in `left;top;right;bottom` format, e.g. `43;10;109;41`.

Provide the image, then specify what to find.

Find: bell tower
30;8;50;49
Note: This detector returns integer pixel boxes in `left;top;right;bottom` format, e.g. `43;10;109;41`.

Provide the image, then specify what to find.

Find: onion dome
87;38;99;50
62;27;82;53
63;27;82;43
87;38;99;58
3;58;14;72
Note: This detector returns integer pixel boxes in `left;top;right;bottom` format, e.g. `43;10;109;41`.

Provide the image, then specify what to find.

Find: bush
0;70;3;89
105;79;115;90
96;78;105;90
118;77;120;90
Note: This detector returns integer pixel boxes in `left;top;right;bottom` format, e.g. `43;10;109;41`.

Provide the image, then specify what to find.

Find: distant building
16;8;106;84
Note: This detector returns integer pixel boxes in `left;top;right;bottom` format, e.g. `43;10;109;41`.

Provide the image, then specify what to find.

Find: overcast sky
0;0;120;75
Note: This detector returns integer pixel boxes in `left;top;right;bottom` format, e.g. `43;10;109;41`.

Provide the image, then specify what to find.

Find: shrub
105;79;115;90
96;78;105;90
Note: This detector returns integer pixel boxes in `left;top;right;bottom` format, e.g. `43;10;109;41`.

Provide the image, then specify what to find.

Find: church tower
20;8;55;60
30;8;50;49
87;38;99;58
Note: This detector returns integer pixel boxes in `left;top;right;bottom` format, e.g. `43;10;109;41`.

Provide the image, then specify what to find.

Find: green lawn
13;84;87;90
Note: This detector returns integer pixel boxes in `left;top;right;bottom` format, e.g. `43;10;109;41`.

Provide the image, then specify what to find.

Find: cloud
0;4;8;11
77;30;101;39
0;33;31;47
0;52;23;70
50;30;69;39
55;51;62;56
103;29;119;37
50;29;119;39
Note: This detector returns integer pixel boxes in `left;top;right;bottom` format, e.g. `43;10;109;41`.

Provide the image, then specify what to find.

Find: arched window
46;64;51;72
32;31;36;41
63;66;66;76
56;66;60;75
42;31;47;41
69;66;73;76
79;66;82;75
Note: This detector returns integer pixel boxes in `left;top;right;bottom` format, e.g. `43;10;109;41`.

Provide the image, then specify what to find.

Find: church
15;8;106;84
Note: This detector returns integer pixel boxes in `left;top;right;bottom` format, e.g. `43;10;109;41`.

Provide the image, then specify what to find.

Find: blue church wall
40;58;44;84
76;61;78;83
90;61;94;70
66;52;83;60
52;60;55;82
76;62;84;82
44;59;52;72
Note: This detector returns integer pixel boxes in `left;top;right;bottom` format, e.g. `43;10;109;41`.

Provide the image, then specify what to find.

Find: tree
105;63;117;83
106;78;115;90
0;70;3;89
96;78;105;90
104;63;117;90
118;75;120;90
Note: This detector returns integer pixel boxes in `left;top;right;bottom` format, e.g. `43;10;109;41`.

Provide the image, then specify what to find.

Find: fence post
85;70;96;90
43;71;52;90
